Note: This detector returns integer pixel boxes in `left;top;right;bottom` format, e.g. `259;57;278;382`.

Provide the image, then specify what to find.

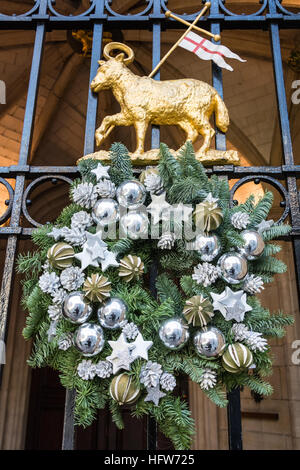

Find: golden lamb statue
80;42;239;165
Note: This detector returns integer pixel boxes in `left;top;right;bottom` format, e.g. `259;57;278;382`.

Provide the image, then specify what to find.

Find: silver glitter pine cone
230;211;250;230
71;182;97;209
140;361;162;387
243;274;264;294
157;233;175;250
95;179;116;198
144;173;164;195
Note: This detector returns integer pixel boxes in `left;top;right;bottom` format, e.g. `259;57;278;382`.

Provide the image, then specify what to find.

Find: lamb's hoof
131;151;145;160
95;134;104;147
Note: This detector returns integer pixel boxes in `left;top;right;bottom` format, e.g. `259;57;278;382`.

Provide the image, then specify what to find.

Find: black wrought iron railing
0;0;299;450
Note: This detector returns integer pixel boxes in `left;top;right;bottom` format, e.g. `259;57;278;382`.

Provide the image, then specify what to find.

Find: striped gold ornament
222;343;253;374
109;373;140;406
193;200;223;233
47;242;75;270
83;273;111;303
183;295;214;327
118;255;144;282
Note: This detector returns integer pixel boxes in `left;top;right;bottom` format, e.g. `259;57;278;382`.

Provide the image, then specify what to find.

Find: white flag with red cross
179;31;246;71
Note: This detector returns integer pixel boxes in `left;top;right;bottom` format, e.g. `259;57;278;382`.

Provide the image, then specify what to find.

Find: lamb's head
90;42;134;93
91;55;127;91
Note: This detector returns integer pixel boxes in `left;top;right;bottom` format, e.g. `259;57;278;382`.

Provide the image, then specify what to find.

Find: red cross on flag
179;31;246;71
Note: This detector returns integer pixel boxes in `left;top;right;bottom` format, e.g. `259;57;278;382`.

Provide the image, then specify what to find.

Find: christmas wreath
18;142;293;449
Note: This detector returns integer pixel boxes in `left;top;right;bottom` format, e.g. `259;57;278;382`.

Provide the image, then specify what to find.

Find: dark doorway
25;367;177;450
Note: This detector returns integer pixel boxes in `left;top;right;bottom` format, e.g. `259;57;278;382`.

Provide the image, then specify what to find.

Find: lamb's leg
133;120;148;156
95;113;130;147
197;121;215;154
178;120;199;146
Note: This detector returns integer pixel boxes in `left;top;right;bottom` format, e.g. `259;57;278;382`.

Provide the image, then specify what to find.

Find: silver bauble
159;317;190;350
74;322;105;356
194;233;220;262
194;326;226;358
218;252;248;284
62;291;93;324
116;180;146;209
97;297;127;329
92;198;119;226
119;210;149;240
239;230;265;260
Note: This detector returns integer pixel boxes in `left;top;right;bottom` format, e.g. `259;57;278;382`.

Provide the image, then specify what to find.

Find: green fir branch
109;142;133;185
77;158;99;183
250;256;287;274
262;223;291;241
17;252;42;277
156;274;183;314
248;191;274;226
158;143;181;188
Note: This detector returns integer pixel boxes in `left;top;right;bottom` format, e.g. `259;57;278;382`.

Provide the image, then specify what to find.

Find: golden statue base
77;148;240;166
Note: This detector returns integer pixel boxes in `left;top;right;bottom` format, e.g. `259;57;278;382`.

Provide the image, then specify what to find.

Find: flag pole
165;10;220;42
148;2;211;79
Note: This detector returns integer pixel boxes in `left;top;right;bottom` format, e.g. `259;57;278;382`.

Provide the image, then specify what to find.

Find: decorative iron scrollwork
0;1;299;23
230;175;290;224
160;0;206;20
275;0;300;16
218;0;268;17
47;0;96;18
22;175;73;228
0;178;14;225
105;0;153;18
0;0;41;19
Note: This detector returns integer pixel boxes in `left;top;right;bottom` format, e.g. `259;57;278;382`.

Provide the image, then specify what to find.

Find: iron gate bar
147;262;159;450
146;6;161;448
268;5;300;361
0;0;299;452
0;16;46;385
270;21;300;230
2;164;300;178
84;22;104;155
227;388;243;450
62;389;76;450
0;1;299;28
210;0;243;450
62;11;104;451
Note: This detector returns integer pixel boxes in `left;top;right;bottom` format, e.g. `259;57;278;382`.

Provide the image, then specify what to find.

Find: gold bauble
119;255;144;282
193;200;223;233
47;242;75;270
109;373;140;406
222;343;253;374
183;295;214;327
83;273;111;303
